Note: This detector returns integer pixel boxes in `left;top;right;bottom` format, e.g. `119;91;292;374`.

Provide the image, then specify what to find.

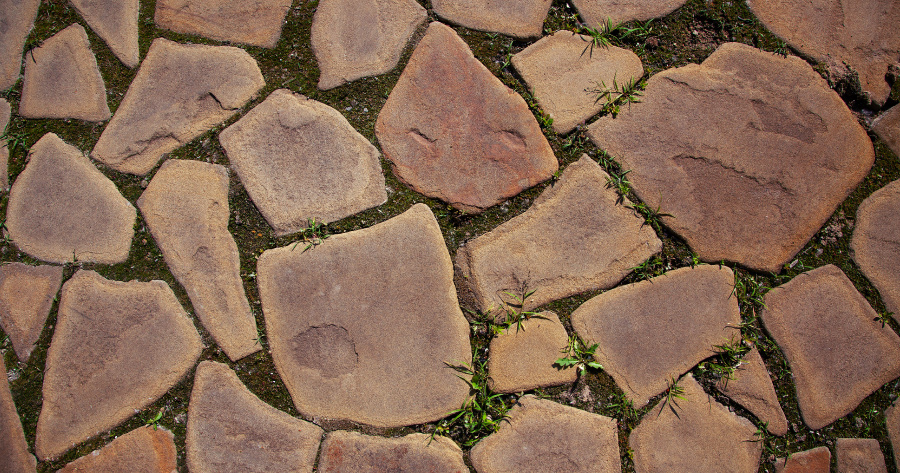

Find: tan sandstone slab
137;159;259;361
571;265;740;408
486;312;577;393
0;0;40;90
572;0;688;27
457;155;660;314
155;0;292;48
775;446;831;473
219;89;387;236
319;432;467;473
587;42;874;273
431;0;551;39
0;263;63;362
470;395;621;473
6;133;136;264
311;0;426;90
1;357;36;473
58;426;178;473
92;38;265;175
836;438;888;473
1;98;11;191
186;361;323;473
375;22;558;213
761;265;900;430
873;105;900;159
851;178;900;322
885;400;900;472
35;270;203;461
715;346;788;436
70;0;139;68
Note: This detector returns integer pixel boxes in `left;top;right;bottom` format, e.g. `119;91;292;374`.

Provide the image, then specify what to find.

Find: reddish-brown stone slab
155;0;292;48
715;346;788;436
886;400;900;472
572;0;689;28
431;0;551;38
318;432;467;473
836;438;887;473
1;98;9;192
58;426;177;473
0;357;36;473
0;263;63;362
873;105;900;158
70;0;140;68
0;0;40;90
775;446;831;473
486;312;577;393
852;178;900;322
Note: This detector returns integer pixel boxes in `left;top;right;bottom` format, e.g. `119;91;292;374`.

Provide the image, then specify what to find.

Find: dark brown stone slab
0;357;36;473
58;426;177;473
431;0;552;39
851;178;900;322
836;438;887;473
319;432;467;472
715;346;788;436
1;98;8;192
572;0;689;28
155;0;292;48
886;400;900;472
775;446;831;473
874;105;900;157
486;312;577;393
0;0;40;90
0;263;63;362
70;0;140;68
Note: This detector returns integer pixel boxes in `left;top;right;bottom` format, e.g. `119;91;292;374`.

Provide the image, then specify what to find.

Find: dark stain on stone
289;324;358;379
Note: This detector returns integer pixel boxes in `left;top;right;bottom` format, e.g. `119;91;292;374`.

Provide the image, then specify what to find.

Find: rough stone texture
874;105;900;157
258;204;470;427
137;159;259;361
0;263;63;362
746;0;900;106
630;374;761;473
375;22;558;213
775;446;832;473
512;31;643;134
851;178;900;322
219;89;387;236
0;357;36;473
58;426;178;473
486;312;577;393
35;270;203;461
92;38;265;175
836;438;888;473
457;155;660;314
1;98;9;192
572;0;689;28
761;265;900;430
70;0;140;68
155;0;292;48
715;346;789;436
5;133;136;264
886;400;900;472
571;265;740;407
587;42;874;273
318;431;467;473
0;0;40;90
431;0;551;39
470;395;621;473
19;24;111;122
311;0;426;90
186;361;324;473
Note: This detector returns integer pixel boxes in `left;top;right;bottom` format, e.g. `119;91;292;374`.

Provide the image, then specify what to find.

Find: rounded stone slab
155;0;292;48
571;265;740;408
775;446;831;473
6;133;136;264
486;312;577;393
469;395;621;473
1;357;36;473
1;98;11;191
836;438;888;473
70;0;140;68
58;426;178;473
431;0;552;39
715;346;788;436
35;270;203;461
375;22;558;213
571;0;689;28
0;0;40;90
0;263;63;362
19;24;111;122
311;0;427;90
851;178;900;322
137;159;260;361
219;89;387;236
92;38;265;175
456;155;660;314
760;265;900;430
874;105;900;158
186;361;324;473
318;432;468;473
587;42;874;273
512;31;643;134
885;400;900;472
257;204;471;427
630;374;761;473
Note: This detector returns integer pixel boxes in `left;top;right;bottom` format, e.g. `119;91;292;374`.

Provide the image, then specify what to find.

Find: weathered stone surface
873;105;900;160
836;438;888;473
186;361;324;473
747;0;900;106
715;346;788;436
512;31;643;134
58;426;178;473
630;374;761;473
258;204;471;427
35;270;203;461
775;446;831;473
375;22;557;213
0;0;40;90
852;179;900;322
470;395;620;473
572;0;688;28
219;89;387;236
761;265;900;430
571;265;740;407
318;432;467;473
886;400;900;472
6;133;136;264
70;0;139;68
92;38;265;175
155;0;292;48
137;159;259;361
0;263;63;362
457;155;660;314
1;98;10;192
587;42;874;273
311;0;426;90
486;312;577;393
431;0;551;39
19;24;111;122
0;357;36;473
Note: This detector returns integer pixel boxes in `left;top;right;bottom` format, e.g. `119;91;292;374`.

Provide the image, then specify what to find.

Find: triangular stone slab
137;159;259;361
35;270;203;461
0;263;63;362
155;0;292;48
715;346;788;436
92;38;265;175
851;178;900;322
0;0;40;90
1;357;36;473
375;22;558;213
58;426;177;472
186;361;324;473
219;89;387;236
431;0;551;39
775;446;831;473
1;98;10;192
6;133;136;264
318;431;467;472
572;0;687;28
836;438;888;473
70;0;140;68
874;105;900;157
486;312;577;393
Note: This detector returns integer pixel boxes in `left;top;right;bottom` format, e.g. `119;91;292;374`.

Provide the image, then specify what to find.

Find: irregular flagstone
137;159;259;361
775;446;831;473
571;265;740;408
311;0;427;90
186;361;323;473
35;270;203;461
572;0;689;28
587;42;874;273
70;0;140;68
456;155;660;314
630;374;761;473
885;400;900;472
486;312;577;393
1;357;36;473
873;105;900;159
715;346;788;436
92;38;265;175
431;0;551;39
155;0;292;48
761;265;900;430
6;133;135;264
375;22;558;213
257;204;471;427
58;426;177;473
19;24;111;122
0;0;40;90
0;263;63;362
469;395;621;473
851;178;900;322
836;438;888;473
1;98;9;191
319;431;467;473
219;89;387;236
512;30;644;134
